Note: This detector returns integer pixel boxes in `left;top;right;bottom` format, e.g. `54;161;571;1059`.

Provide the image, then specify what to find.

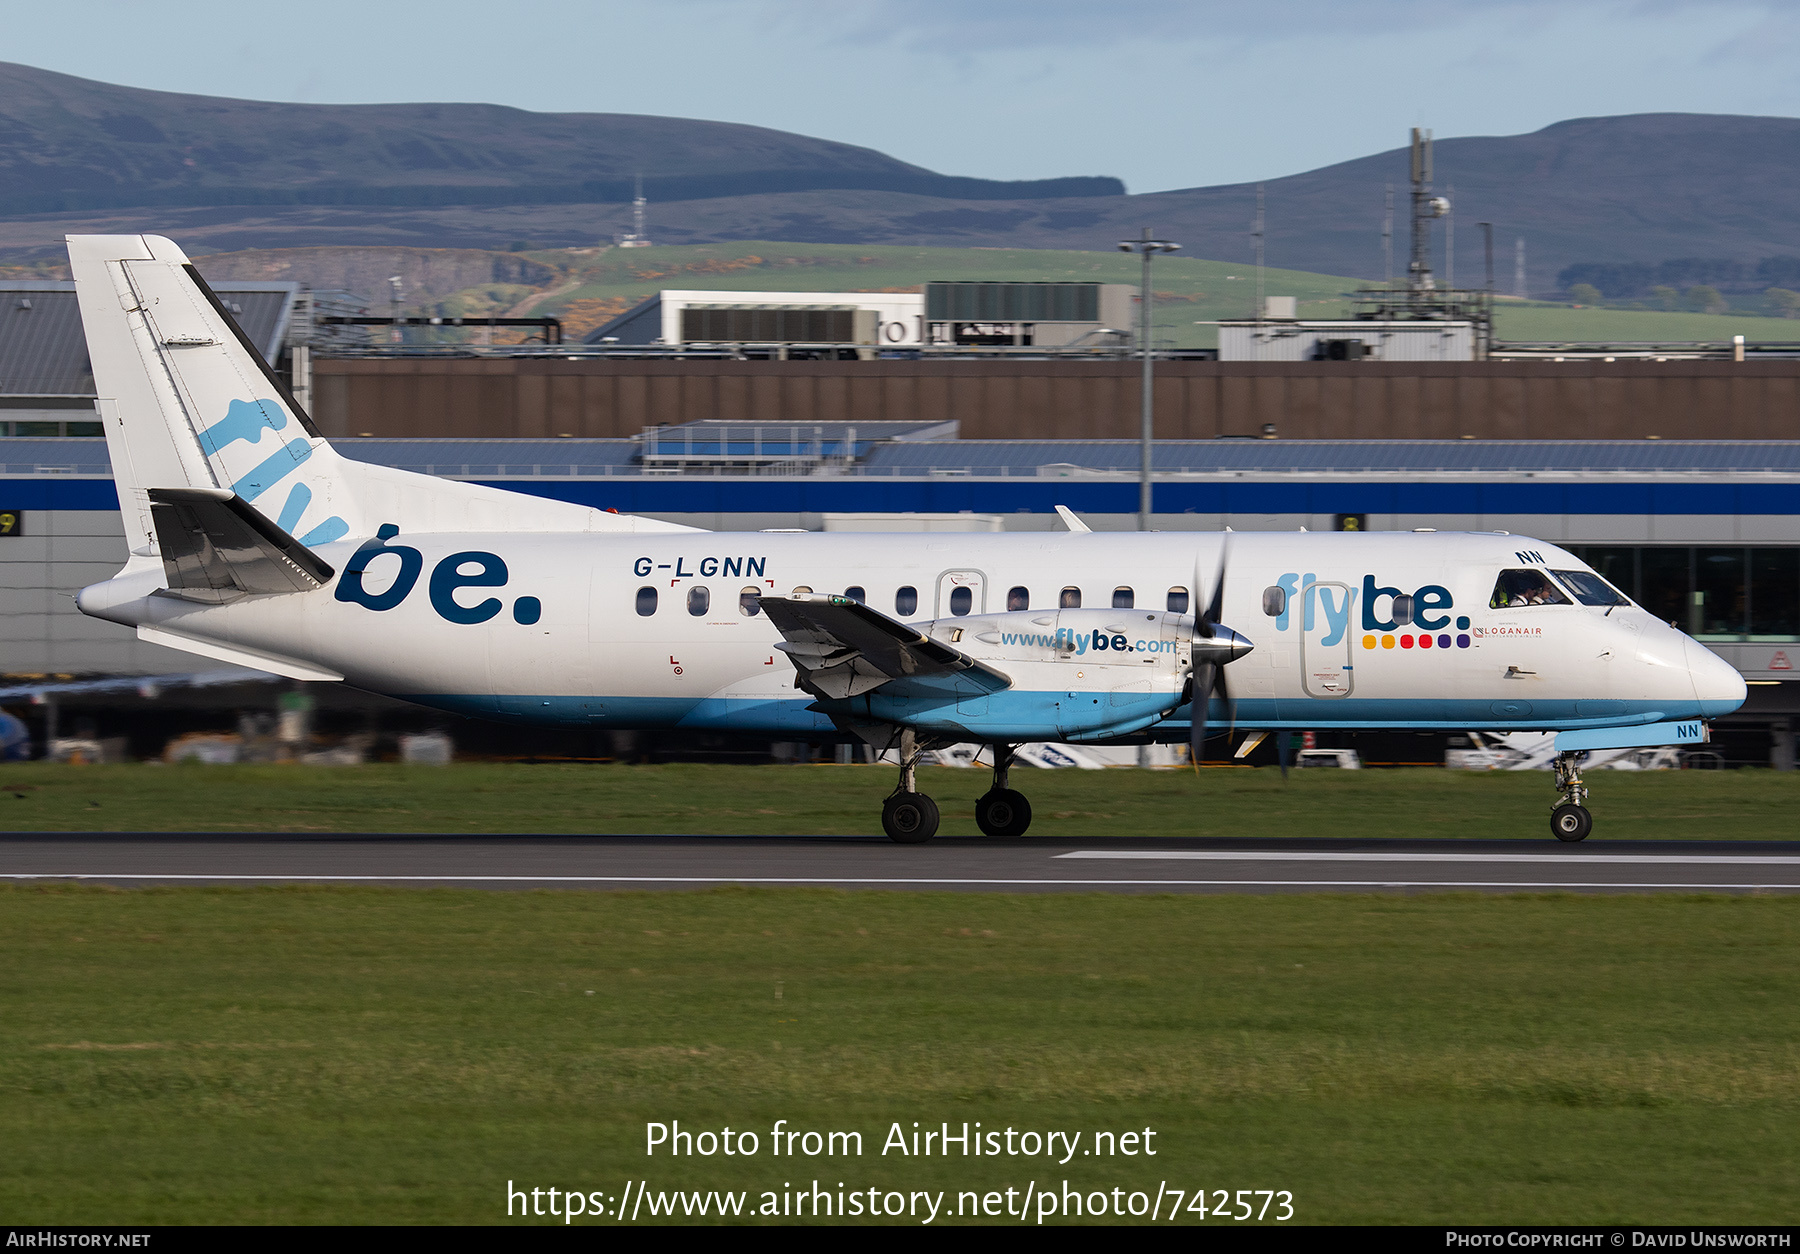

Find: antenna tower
620;173;653;248
1382;184;1394;288
1348;127;1491;358
1408;128;1449;291
1253;183;1266;320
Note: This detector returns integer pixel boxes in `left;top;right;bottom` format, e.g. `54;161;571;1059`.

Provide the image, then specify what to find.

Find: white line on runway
2;873;1796;890
1058;850;1800;865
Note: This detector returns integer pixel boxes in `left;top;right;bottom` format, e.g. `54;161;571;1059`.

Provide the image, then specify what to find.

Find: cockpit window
1490;568;1572;609
1552;569;1630;607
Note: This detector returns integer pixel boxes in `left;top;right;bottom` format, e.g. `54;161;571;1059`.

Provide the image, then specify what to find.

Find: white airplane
66;235;1746;843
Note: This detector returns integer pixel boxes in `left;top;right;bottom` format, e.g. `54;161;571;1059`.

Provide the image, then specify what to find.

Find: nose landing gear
1551;752;1593;842
882;730;939;843
975;745;1033;838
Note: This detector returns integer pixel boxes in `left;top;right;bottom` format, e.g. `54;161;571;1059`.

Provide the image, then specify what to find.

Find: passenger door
1299;579;1357;698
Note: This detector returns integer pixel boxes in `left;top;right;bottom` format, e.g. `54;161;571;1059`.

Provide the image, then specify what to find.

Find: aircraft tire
974;788;1033;838
1551;803;1593;842
883;792;939;843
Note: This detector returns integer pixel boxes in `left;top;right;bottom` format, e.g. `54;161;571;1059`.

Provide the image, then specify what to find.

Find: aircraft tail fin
69;234;362;558
67;233;696;560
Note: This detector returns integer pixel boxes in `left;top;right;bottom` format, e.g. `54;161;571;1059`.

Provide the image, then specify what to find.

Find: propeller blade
1189;535;1236;771
1277;730;1291;780
1217;661;1237;742
1203;535;1229;628
1190;661;1214;769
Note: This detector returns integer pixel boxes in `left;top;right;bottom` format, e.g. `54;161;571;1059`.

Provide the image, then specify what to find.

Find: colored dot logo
1362;632;1472;650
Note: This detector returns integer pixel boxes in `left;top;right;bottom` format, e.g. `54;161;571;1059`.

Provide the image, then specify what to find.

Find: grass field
1;761;1796;840
2;884;1797;1225
1491;303;1800;345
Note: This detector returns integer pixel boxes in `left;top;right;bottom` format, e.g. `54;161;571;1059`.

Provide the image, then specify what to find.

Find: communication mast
1346;127;1491;357
619;174;653;248
1408;128;1450;291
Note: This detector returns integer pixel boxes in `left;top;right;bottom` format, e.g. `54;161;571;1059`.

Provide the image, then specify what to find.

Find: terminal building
586;282;1134;353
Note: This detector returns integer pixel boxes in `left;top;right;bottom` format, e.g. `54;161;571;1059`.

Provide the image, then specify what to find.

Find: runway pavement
5;832;1800;893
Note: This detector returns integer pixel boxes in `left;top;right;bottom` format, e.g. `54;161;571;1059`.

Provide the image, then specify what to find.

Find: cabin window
1261;586;1284;616
1490;569;1571;609
1392;594;1414;626
1060;586;1082;609
844;585;866;604
739;587;761;617
949;586;973;616
791;585;812;597
1169;586;1190;613
1007;585;1029;611
896;585;918;616
635;586;657;616
687;585;710;616
1112;586;1134;609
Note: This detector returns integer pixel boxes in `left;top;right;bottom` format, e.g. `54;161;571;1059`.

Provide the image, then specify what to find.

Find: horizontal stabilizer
149;487;334;603
759;594;1012;701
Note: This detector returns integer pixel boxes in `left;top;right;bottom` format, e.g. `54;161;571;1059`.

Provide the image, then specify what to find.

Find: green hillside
1491;302;1800;344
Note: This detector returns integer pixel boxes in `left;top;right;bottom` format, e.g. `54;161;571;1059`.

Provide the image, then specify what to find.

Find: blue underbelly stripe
400;693;1732;736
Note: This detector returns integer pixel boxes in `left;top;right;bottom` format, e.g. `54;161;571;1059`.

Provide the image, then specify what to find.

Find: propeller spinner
1189;541;1255;769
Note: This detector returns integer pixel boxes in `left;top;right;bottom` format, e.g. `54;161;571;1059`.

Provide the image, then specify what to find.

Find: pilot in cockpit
1490;568;1570;609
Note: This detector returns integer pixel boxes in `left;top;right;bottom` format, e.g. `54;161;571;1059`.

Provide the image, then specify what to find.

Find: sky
5;0;1800;192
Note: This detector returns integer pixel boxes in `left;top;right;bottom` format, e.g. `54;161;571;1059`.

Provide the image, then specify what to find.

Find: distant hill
3;62;1799;293
0;62;1121;215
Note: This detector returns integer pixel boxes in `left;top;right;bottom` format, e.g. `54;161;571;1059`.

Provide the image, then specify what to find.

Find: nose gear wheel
1550;751;1593;842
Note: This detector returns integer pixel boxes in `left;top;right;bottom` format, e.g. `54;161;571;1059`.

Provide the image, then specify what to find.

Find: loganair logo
334;525;542;625
1271;573;1476;653
997;629;1179;655
200;398;348;547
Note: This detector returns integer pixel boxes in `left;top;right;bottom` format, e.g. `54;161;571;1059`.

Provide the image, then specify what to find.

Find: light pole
1119;228;1181;531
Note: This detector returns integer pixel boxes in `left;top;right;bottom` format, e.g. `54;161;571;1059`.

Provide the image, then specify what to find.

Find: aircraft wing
757;594;1013;701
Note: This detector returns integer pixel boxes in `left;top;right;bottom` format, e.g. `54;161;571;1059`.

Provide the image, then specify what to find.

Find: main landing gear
1551;751;1594;842
882;730;939;843
877;738;1034;843
974;745;1033;839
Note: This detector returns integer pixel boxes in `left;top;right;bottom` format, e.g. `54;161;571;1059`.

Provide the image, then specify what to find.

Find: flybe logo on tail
198;398;347;547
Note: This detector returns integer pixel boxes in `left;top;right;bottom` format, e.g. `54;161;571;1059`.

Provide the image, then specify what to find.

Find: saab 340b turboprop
66;235;1746;842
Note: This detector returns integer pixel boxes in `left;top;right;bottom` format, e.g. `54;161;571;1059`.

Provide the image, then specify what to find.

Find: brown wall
311;358;1800;441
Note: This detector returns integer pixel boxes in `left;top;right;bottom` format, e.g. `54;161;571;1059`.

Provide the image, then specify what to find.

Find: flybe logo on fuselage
1270;574;1466;637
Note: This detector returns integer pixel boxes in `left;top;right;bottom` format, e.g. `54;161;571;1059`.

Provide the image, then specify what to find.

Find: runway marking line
2;873;1797;891
1059;850;1800;865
